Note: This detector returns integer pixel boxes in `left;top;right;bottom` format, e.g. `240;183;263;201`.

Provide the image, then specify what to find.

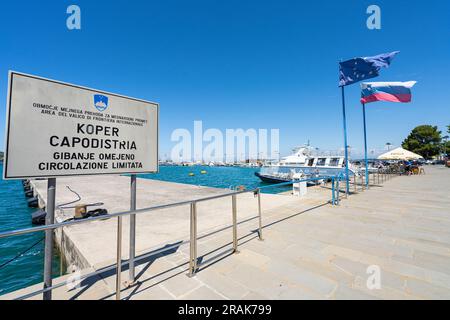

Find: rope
0;186;105;270
57;186;104;209
0;237;45;270
57;186;81;209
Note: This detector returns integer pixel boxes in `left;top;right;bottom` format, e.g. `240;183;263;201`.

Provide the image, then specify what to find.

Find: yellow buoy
201;170;207;174
189;173;195;176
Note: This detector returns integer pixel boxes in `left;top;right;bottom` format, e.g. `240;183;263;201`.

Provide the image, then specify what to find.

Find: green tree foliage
402;125;442;159
443;130;450;156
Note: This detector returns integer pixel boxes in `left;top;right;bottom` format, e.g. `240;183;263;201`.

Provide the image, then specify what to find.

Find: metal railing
352;169;398;192
0;174;364;300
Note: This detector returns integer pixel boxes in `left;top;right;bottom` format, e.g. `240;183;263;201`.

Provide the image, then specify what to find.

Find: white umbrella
377;147;423;160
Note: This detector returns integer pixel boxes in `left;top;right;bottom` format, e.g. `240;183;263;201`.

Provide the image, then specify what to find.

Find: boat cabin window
329;158;340;166
307;158;315;166
317;158;326;166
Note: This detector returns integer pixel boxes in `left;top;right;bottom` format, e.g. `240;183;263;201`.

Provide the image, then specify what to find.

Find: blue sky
0;0;449;158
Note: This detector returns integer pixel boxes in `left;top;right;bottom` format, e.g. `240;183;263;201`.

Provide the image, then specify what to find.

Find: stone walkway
3;166;450;300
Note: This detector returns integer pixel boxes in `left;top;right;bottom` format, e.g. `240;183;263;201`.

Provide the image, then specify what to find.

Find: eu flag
339;51;399;87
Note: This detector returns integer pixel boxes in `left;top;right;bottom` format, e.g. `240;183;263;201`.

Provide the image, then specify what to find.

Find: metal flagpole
362;103;369;188
341;86;350;195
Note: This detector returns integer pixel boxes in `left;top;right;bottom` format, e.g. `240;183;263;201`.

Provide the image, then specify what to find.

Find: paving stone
178;285;227;300
158;273;203;298
5;167;450;300
405;278;450;299
196;269;250;299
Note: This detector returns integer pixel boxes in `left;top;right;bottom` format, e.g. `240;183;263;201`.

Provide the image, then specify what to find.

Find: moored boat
255;145;356;184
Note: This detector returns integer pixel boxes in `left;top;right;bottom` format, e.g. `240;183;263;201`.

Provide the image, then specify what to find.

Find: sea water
0;164;286;295
138;165;288;193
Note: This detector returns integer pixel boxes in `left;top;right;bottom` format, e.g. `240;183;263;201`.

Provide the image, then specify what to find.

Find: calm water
0;164;286;295
138;165;290;193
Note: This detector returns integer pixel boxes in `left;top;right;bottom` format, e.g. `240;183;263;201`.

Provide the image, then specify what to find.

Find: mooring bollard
353;175;356;193
188;202;198;277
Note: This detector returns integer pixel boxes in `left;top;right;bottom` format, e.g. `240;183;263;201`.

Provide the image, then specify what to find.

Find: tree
443;135;450;156
402;125;442;159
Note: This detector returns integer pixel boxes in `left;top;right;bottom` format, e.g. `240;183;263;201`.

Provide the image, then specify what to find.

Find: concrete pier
2;166;450;300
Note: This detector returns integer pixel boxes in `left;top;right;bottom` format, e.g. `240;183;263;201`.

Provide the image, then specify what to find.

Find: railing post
344;175;349;199
232;194;239;253
43;178;56;301
116;216;123;300
367;173;370;189
336;178;341;205
188;202;198;277
257;189;263;241
353;174;356;193
129;174;137;284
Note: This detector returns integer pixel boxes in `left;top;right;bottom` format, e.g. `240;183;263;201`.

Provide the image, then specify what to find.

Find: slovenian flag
360;81;417;104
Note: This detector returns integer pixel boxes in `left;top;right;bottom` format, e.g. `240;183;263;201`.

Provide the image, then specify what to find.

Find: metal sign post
43;178;56;300
2;71;159;300
116;216;123;300
129;174;137;283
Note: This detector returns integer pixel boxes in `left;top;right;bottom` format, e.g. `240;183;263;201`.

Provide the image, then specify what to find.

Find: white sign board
3;72;159;179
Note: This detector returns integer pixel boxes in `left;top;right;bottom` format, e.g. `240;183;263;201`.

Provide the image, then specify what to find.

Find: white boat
255;145;356;184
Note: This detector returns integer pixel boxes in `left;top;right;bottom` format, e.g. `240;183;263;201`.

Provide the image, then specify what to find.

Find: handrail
1;174;341;300
0;175;338;239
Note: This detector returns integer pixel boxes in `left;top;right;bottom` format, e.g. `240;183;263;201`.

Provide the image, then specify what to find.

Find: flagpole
362;102;369;188
341;86;350;195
